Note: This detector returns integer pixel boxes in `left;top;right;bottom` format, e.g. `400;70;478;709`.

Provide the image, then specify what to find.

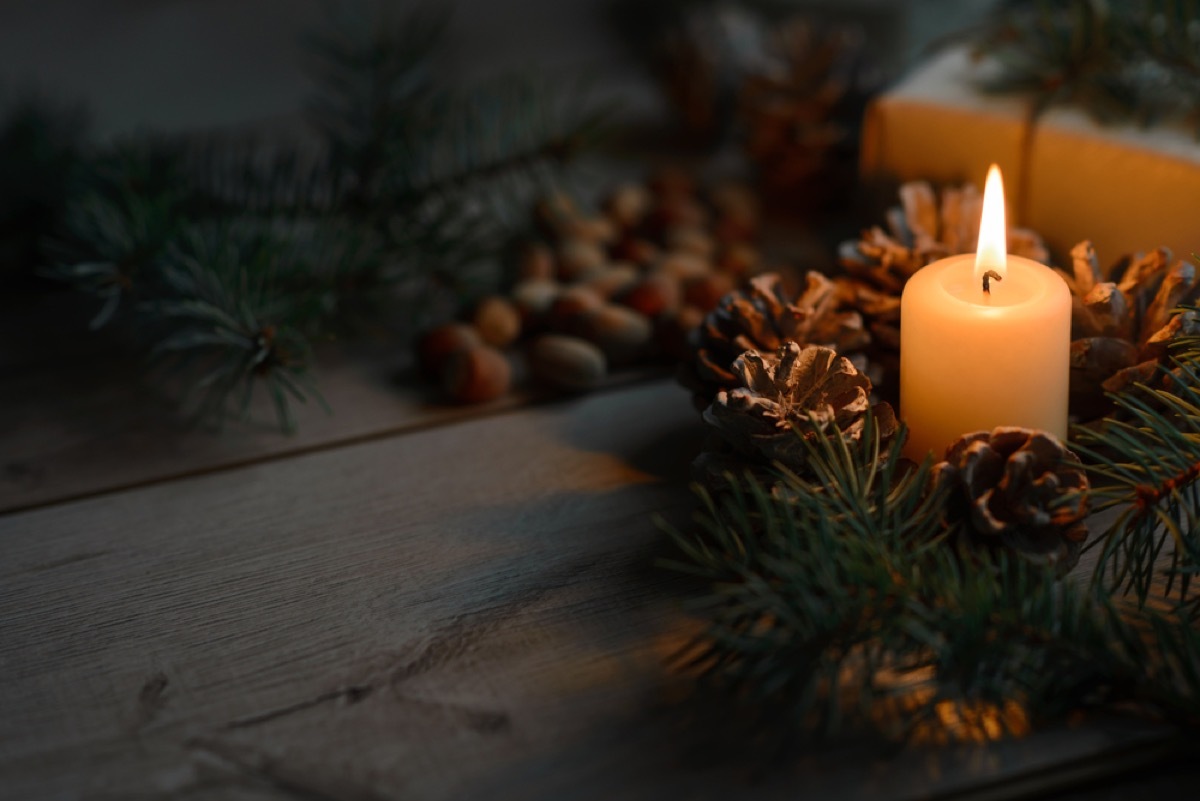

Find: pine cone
1063;241;1200;417
680;272;869;409
738;18;877;202
934;428;1089;571
839;181;1049;295
703;341;898;474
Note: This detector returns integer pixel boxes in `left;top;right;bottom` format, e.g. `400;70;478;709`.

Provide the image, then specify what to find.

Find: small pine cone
839;181;1049;295
934;428;1089;571
680;271;869;408
1063;242;1200;417
703;341;898;473
737;18;877;203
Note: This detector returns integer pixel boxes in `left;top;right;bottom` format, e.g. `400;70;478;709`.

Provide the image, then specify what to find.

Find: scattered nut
472;296;522;348
582;262;640;299
647;195;708;234
557;239;607;282
656;252;712;283
716;242;761;277
546;285;605;335
442;345;512;403
560;216;618;245
610;237;661;267
416;323;481;377
666;225;716;258
511;279;561;323
530;334;607;392
648;166;695;200
417;172;757;405
578;304;655;365
619;273;682;318
534;191;578;237
683;272;737;312
517;242;556;281
603;183;652;230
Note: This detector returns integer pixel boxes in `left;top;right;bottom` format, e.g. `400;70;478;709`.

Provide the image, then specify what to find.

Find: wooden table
0;296;1193;801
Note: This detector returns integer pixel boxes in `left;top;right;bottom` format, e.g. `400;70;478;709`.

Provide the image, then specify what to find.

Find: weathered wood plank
0;324;665;516
0;340;524;515
0;380;699;799
0;380;1179;801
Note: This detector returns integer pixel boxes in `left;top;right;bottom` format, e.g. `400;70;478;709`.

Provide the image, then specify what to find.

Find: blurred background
0;0;994;139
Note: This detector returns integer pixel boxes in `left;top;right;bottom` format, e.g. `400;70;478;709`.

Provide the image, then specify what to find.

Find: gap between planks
0;367;668;518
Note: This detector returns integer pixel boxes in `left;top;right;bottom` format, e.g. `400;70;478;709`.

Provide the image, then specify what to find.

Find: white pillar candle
900;165;1071;461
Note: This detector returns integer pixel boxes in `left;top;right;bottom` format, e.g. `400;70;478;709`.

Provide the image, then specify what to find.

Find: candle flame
974;164;1007;284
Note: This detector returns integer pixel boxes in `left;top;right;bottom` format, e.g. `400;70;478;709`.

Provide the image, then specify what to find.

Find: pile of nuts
416;169;763;403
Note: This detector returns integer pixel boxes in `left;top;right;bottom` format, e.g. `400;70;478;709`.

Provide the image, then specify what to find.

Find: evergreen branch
31;2;609;432
975;0;1200;132
669;365;1200;742
139;227;321;432
1071;313;1200;607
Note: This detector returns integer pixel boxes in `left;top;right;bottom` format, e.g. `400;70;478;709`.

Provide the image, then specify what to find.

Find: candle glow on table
900;164;1071;461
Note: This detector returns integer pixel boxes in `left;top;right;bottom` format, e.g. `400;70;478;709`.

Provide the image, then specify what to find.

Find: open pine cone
839;180;1049;295
680;272;869;409
934;428;1089;571
738;18;877;200
702;341;897;475
1063;241;1200;418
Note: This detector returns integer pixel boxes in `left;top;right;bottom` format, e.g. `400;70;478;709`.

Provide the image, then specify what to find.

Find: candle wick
982;269;1003;294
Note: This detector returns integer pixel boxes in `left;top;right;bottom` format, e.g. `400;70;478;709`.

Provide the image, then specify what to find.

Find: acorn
646;195;708;236
517;241;556;281
416;323;481;378
560;216;618;246
546;285;605;335
534;191;578;238
442;345;512;404
716;242;761;277
603;183;652;230
578;303;655;365
511;279;561;325
656;252;712;283
648;166;695;200
582;262;640;299
557;239;607;282
529;334;607;392
666;225;716;259
619;273;682;318
610;236;661;267
709;183;759;243
472;295;522;348
683;271;737;312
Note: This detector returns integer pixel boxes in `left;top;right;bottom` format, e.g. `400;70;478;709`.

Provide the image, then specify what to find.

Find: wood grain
0;380;1179;801
0;321;669;516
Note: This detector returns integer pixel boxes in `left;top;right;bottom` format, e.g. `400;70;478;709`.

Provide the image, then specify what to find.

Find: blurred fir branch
15;3;610;432
1073;309;1200;611
667;323;1200;744
975;0;1200;131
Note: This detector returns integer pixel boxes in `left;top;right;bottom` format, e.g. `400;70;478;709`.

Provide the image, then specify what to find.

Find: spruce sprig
976;0;1200;131
1072;315;1200;610
33;4;608;432
667;321;1200;742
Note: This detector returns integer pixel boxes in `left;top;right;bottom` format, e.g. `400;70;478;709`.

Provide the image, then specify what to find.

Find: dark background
0;0;993;139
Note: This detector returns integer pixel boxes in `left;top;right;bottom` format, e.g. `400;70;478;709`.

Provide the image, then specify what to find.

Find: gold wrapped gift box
861;47;1200;265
